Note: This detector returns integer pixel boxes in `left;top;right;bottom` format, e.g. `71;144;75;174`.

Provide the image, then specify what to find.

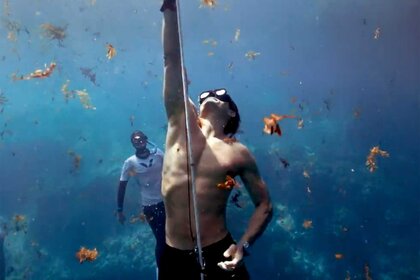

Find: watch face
243;241;250;249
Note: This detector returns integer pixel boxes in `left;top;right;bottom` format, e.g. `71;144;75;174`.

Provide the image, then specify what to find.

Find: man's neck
199;117;227;139
135;148;150;159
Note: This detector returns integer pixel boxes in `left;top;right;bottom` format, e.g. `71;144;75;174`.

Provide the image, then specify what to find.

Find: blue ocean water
0;0;419;279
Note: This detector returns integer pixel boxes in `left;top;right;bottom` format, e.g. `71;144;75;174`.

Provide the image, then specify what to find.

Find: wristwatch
242;241;250;249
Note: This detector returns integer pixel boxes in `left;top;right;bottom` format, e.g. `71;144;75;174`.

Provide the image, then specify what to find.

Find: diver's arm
117;180;128;212
218;148;273;271
162;1;199;132
116;180;128;224
238;156;273;247
162;3;184;120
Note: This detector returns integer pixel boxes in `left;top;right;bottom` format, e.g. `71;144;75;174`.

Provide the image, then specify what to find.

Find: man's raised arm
161;1;202;144
162;1;184;121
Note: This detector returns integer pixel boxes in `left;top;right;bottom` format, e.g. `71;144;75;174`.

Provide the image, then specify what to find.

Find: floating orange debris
334;253;344;260
76;247;98;263
366;146;389;173
297;118;304;129
302;220;313;229
106;43;116;60
264;116;281;135
12;214;28;233
13;214;25;222
217;175;237;190
245;50;261;60
68;150;82;170
202;0;216;8
7;31;16;42
61;80;73;102
12;62;57;81
61;80;96;110
263;113;296;136
75;89;96;110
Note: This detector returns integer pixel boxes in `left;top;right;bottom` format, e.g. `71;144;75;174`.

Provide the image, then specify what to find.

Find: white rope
174;1;205;278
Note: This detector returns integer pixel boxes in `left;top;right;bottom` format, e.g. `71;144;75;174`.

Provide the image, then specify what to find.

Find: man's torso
121;149;164;206
162;127;247;249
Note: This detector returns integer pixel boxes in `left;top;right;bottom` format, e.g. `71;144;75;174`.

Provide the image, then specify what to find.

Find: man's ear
228;109;236;118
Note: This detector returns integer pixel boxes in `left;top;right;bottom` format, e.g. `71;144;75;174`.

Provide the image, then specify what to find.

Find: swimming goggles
198;88;230;104
132;135;147;144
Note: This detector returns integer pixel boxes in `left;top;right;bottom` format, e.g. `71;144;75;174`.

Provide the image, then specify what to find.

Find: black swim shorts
159;233;250;280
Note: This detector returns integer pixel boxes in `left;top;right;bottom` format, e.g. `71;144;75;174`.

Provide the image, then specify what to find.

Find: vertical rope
174;1;205;278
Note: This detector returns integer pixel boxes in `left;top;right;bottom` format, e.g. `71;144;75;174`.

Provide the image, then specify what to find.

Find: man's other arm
238;149;273;247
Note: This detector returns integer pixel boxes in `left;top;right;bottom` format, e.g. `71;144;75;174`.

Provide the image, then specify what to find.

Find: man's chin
203;97;220;104
201;99;220;110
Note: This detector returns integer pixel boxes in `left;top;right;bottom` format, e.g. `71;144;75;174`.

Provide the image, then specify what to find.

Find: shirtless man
159;1;273;279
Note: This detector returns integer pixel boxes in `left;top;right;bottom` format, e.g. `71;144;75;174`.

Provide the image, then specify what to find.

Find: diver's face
199;97;231;117
131;136;147;150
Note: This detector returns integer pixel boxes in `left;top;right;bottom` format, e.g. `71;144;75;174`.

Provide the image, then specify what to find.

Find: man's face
199;97;232;117
131;135;147;149
198;88;237;120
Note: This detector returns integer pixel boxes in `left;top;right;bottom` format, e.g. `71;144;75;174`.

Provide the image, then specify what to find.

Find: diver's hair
131;130;148;142
224;97;241;136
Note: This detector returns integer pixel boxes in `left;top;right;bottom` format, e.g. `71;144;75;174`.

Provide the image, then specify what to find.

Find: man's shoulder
229;140;249;153
228;141;256;165
124;155;137;163
155;148;165;157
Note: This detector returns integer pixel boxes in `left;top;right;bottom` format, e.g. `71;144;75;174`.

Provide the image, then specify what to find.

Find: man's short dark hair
224;96;241;136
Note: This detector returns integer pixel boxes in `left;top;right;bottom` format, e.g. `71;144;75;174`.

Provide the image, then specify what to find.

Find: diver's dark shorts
143;201;166;267
159;233;250;280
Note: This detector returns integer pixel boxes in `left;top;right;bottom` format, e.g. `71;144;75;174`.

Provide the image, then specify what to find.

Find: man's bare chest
196;143;240;176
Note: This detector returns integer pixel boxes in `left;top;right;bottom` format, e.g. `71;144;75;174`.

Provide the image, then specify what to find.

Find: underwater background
0;0;419;279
